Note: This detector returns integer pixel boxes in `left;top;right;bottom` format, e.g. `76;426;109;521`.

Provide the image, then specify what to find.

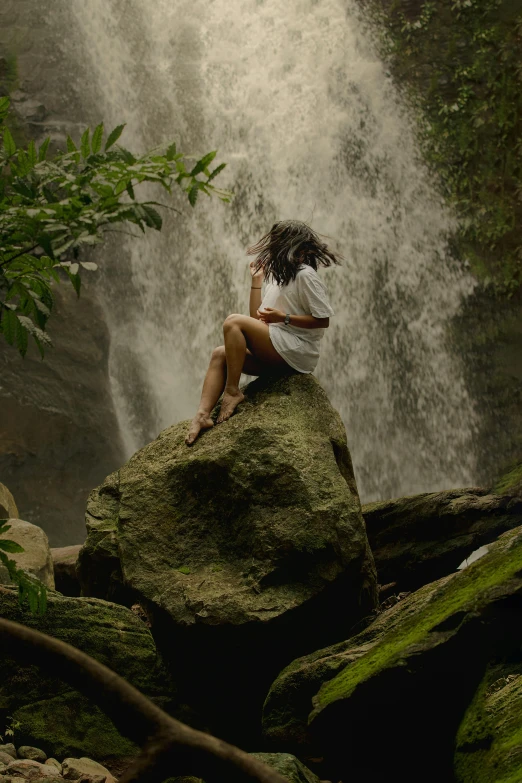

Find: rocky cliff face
0;279;125;546
0;1;125;547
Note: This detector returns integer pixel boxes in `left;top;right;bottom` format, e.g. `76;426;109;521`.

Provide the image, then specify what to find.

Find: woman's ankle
224;385;241;396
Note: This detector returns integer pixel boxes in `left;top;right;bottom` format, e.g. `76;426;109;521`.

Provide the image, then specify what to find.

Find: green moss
177;566;191;575
494;462;522;496
12;692;138;760
314;527;522;711
359;0;522;296
455;664;522;782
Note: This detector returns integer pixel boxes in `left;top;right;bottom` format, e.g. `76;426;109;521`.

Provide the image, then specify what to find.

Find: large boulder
262;525;522;782
0;519;54;589
455;662;522;782
0;586;174;762
78;373;377;745
363;487;522;593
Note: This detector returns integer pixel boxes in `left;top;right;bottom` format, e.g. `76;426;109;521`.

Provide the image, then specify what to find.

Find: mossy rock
455;662;522;782
13;692;137;761
263;525;522;782
363;486;522;593
78;373;377;745
0;586;174;761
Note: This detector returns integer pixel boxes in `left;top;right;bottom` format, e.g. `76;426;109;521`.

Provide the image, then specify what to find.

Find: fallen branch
0;617;288;783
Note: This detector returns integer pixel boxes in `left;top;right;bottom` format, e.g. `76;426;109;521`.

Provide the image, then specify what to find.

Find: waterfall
63;0;478;501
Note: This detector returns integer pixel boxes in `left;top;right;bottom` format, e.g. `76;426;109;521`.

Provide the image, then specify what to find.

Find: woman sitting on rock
186;219;340;445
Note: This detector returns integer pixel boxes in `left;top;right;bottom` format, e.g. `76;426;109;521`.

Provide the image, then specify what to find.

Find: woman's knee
211;345;226;362
223;313;243;332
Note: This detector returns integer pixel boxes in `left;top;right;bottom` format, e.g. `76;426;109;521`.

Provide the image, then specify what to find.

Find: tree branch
0;244;41;268
0;616;288;783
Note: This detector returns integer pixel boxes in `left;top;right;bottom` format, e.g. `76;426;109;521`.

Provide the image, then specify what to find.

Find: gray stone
62;758;114;783
0;519;54;588
0;746;16;760
78;373;377;745
2;760;60;780
0;755;13;767
18;748;47;763
44;761;61;773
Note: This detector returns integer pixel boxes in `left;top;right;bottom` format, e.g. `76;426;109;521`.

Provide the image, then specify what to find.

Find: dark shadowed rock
0;586;174;761
51;545;82;596
263;525;522;783
363;487;522;593
78;373;377;745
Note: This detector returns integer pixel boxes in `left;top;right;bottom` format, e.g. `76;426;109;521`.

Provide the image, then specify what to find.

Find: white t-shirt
261;264;335;374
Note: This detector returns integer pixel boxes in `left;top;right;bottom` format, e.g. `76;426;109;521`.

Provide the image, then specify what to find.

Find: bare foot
217;388;245;423
185;412;214;445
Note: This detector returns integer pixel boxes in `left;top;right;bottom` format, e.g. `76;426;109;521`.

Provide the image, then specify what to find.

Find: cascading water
63;0;478;501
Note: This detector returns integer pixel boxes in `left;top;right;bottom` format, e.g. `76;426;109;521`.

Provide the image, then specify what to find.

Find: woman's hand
257;307;284;324
249;260;264;284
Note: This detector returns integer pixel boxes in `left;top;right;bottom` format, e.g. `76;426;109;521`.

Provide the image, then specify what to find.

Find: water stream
64;0;478;501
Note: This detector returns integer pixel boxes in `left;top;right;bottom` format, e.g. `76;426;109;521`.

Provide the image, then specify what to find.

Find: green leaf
141;204;162;230
91;122;104;154
166;142;177;161
80;127;90;160
190;150;217;177
0;96;10;120
105;124;125;151
126;181;135;200
0;539;24;553
3;127;16;157
38;137;51;161
27;140;37;167
208;162;226;182
1;309;17;345
188;183;200;207
66;135;77;152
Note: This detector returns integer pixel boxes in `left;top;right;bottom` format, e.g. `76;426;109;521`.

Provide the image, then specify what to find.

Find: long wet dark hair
246;219;342;286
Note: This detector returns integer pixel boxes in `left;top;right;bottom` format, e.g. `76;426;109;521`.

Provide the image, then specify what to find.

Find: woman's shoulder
297;263;320;278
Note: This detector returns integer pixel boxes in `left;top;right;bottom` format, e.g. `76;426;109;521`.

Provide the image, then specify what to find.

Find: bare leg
217;314;287;424
185;345;269;445
185;347;226;445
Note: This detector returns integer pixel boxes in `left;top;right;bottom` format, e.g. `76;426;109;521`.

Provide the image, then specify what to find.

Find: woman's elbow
315;316;329;328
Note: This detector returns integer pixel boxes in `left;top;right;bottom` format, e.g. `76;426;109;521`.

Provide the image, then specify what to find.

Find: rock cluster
1;373;521;782
0;744;116;783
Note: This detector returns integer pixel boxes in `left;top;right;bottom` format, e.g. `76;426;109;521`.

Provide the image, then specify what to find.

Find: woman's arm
249;261;263;319
258;308;329;329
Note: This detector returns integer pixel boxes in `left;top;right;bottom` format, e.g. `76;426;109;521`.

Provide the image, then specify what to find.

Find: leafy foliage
359;0;522;297
0;520;47;614
0;97;232;356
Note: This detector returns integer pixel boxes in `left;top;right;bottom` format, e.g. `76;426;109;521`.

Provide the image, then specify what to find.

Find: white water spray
65;0;478;501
